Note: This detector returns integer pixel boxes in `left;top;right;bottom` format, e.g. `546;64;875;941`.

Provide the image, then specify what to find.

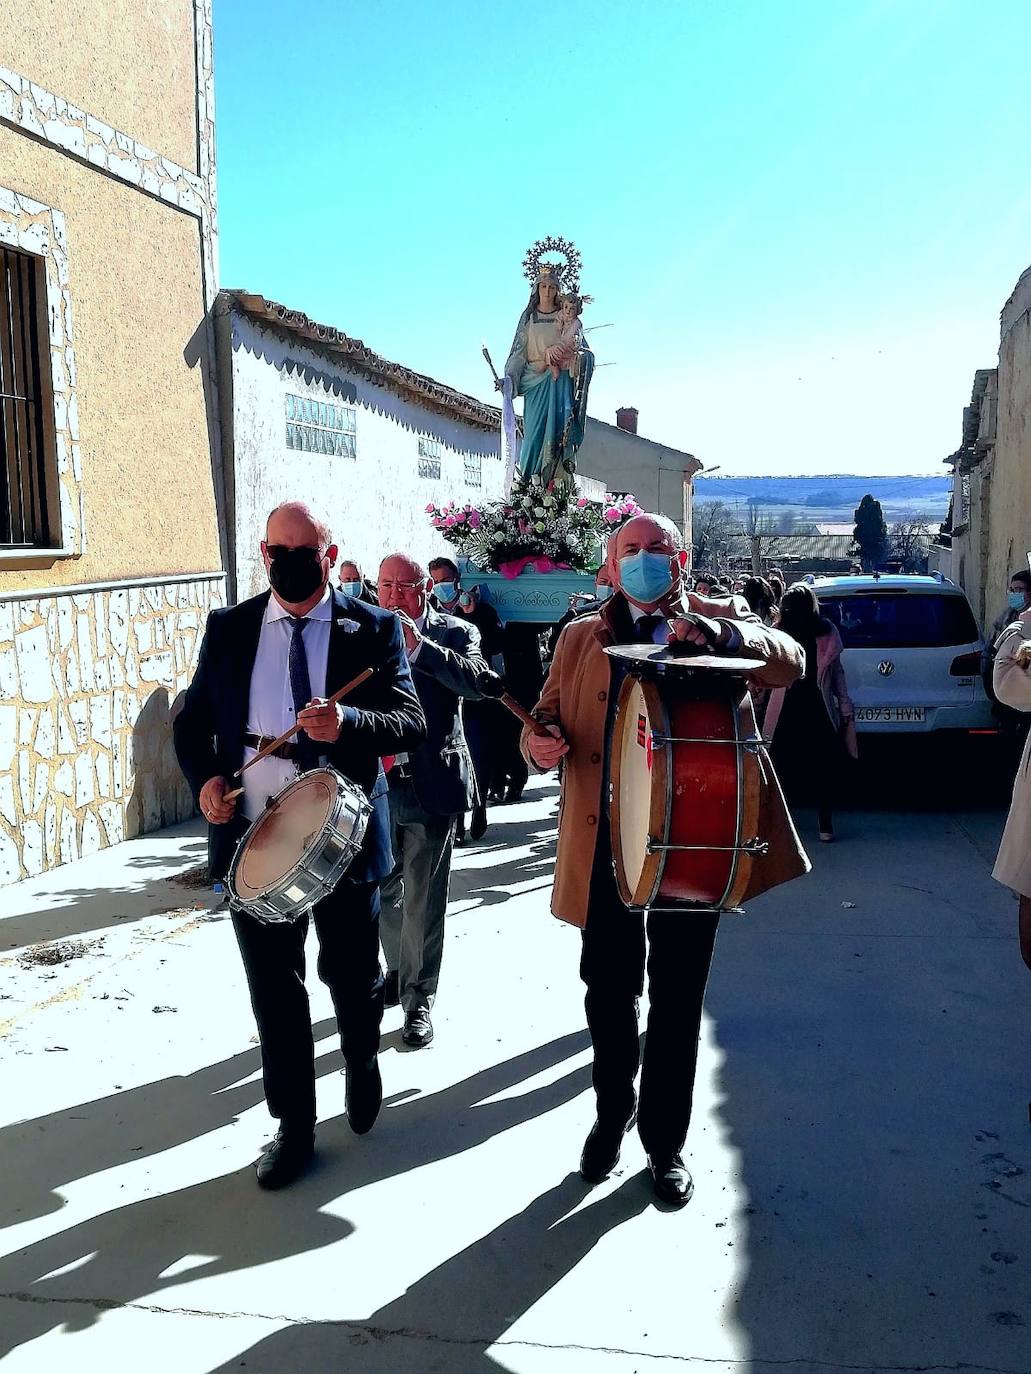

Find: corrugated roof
221;289;502;433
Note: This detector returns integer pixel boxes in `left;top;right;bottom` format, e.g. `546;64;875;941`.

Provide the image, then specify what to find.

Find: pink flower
576;497;589;508
468;511;481;530
603;507;621;524
425;502;436;513
433;518;445;529
445;515;457;527
504;506;514;516
455;510;466;523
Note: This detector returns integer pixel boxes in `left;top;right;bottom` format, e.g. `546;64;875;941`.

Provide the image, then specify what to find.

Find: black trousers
232;877;384;1129
580;832;719;1161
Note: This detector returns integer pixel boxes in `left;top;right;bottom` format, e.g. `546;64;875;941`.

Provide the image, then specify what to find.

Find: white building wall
229;313;505;600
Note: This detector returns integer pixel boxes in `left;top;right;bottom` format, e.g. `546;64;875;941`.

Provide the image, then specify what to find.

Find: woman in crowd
741;576;777;624
990;611;1031;972
763;583;856;842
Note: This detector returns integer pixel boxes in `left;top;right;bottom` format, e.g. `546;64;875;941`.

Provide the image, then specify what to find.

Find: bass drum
226;767;371;925
608;650;768;912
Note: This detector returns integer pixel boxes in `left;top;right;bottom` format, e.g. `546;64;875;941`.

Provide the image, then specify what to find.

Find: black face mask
268;547;325;604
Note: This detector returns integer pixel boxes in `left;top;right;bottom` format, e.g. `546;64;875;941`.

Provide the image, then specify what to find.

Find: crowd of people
175;500;1031;1210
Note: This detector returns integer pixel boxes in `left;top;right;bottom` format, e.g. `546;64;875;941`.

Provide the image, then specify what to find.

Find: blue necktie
289;617;319;771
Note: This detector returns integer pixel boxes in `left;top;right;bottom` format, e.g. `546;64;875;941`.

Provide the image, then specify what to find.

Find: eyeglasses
379;579;425;593
266;544;324;559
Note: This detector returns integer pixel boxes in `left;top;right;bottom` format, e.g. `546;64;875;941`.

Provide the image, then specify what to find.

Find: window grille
0;246;52;547
464;452;482;487
418;435;441;480
285;393;356;457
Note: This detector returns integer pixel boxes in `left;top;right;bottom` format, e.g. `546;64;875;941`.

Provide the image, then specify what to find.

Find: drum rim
611;674;669;909
227;767;370;906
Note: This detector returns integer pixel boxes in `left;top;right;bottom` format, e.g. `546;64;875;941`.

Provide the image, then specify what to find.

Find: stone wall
983;269;1031;618
0;574;224;885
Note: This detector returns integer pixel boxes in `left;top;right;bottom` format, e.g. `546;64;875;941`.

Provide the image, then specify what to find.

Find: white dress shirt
241;587;332;820
392;610;427;769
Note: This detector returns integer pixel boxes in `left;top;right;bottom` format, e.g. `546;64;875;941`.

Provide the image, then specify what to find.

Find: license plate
855;706;926;723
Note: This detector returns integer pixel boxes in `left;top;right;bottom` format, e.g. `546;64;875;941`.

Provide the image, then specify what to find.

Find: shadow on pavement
204;1172;650;1373
706;828;1031;1368
0;837;211;953
0;1031;591;1362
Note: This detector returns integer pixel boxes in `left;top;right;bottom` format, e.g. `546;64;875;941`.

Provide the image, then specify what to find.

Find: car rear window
817;593;979;649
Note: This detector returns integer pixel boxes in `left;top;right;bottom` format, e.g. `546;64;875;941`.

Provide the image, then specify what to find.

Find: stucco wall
983;271;1031;628
0;128;221;591
227;314;506;600
0;0;199;174
580;418;695;534
0;573;224;886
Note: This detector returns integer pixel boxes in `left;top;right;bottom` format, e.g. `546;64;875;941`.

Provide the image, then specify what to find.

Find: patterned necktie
634;613;665;643
288;616;319;771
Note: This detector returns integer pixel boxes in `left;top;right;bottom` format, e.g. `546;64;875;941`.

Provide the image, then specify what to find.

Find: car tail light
950;651;981;676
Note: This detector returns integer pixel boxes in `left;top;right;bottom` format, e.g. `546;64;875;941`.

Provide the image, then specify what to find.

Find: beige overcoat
992;617;1031;897
521;592;812;927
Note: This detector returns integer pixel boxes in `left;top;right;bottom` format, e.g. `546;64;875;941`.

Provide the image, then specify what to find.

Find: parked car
808;573;995;734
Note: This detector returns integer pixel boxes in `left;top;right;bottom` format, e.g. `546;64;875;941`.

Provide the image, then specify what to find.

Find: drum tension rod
646;837;771;856
650;733;764;753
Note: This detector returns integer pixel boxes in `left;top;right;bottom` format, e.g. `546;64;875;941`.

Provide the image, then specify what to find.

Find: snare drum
607;646;769;912
226;767;371;924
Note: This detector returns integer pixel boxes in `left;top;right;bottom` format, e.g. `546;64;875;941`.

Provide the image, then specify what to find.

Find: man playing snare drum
522;514;807;1206
175;502;425;1189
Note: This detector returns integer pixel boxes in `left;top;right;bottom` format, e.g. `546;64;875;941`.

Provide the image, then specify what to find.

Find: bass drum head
611;676;664;905
232;770;337;903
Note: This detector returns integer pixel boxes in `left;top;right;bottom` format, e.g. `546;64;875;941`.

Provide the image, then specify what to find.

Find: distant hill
693;474;950;525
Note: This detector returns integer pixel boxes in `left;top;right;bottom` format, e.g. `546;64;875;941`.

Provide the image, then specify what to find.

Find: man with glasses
377;552;486;1047
175;502;426;1189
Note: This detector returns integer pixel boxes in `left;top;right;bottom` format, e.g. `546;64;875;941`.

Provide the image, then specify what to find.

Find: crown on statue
522;235;584;294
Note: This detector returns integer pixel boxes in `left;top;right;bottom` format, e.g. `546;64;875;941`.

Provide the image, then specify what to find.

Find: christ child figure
535;293;585;380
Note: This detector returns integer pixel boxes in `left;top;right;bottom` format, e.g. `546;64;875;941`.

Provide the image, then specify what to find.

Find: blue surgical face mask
595;584;614;602
1009;591;1026;610
340;580;362;598
619;550;675;605
435;581;458;605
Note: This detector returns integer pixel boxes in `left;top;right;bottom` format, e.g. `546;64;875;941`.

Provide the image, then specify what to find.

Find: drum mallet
477;669;553;738
223;667;374;801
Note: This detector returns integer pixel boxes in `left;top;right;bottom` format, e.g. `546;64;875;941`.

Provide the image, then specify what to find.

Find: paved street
0;769;1029;1373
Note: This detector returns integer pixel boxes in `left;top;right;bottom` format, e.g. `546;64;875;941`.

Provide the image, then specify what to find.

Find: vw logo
878;660;896;677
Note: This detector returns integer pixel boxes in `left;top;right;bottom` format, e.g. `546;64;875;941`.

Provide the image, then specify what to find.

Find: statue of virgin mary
502;245;595;490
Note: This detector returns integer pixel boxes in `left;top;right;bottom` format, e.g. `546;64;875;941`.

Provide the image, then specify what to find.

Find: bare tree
889;516;932;573
692;501;740;575
744;500;780;575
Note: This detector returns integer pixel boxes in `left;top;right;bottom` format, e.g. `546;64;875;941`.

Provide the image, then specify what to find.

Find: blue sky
214;0;1031;476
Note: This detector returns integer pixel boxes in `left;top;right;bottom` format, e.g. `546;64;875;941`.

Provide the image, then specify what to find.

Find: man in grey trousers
377;553;486;1047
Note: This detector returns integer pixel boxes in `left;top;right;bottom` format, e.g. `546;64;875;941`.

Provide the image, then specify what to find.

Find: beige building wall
0;129;220;592
0;0;200;173
0;0;222;884
983;270;1031;623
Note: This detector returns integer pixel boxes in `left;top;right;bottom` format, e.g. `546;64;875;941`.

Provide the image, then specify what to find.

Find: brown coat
521;592;811;927
992;618;1031;897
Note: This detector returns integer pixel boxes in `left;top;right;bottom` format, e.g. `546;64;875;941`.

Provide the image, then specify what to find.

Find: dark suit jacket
174;588;426;884
406;607;487;816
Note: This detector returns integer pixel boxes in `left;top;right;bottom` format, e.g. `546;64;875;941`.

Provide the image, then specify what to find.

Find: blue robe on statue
504;307;594;488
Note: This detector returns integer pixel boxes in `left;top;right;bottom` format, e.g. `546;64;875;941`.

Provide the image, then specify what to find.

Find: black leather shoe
648;1153;694;1206
345;1058;382;1135
469;803;488;840
255;1125;315;1190
402;1007;434;1048
383;970;400;1008
579;1103;637;1184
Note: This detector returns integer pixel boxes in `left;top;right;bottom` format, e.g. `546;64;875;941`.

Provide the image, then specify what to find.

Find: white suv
809;574;995;734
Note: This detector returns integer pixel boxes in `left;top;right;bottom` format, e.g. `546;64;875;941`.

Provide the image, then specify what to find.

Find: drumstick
223;667;374;800
477;670;553;738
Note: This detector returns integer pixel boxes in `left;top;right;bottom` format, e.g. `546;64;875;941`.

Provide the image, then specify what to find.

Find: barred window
418;435;441;479
285;392;356;457
464;452;482;488
0;246;53;547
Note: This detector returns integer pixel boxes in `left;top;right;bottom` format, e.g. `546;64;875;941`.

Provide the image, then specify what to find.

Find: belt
243;731;299;762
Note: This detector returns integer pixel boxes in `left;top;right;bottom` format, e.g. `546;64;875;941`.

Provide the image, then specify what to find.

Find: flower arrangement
427;479;644;574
